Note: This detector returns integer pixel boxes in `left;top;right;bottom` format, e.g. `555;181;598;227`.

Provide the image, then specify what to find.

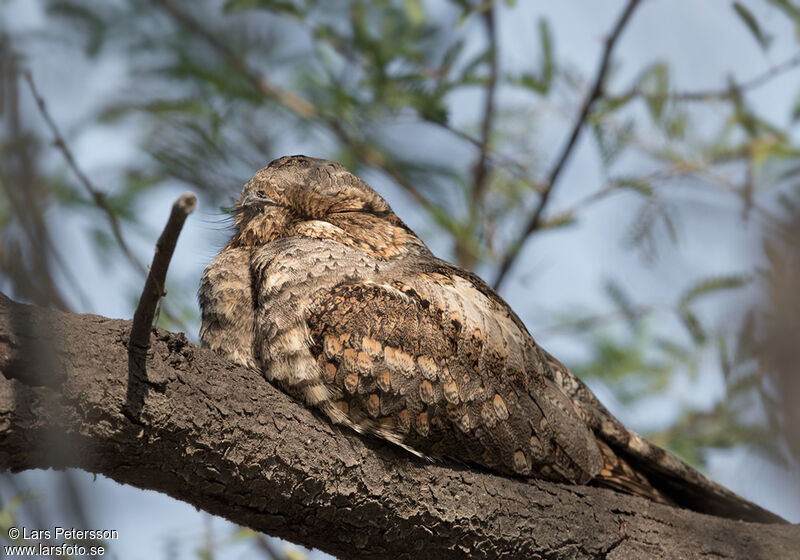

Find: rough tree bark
0;293;797;559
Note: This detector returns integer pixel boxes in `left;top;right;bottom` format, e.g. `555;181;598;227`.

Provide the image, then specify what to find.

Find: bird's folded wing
304;278;602;484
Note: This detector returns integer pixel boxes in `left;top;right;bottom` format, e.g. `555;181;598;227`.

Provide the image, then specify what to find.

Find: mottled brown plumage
199;155;784;523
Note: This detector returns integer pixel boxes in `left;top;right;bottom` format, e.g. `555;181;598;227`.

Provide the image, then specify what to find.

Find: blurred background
1;0;799;558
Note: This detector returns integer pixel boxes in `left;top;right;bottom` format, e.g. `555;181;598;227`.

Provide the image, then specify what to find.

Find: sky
2;1;800;559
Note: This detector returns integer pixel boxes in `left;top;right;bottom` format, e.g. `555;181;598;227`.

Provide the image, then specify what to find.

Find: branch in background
0;35;85;311
0;43;98;534
471;2;499;204
493;0;643;290
254;534;290;560
609;52;800;103
631;143;783;224
447;1;500;269
24;70;192;331
422;115;538;193
129;193;196;350
23;71;147;277
540;303;655;334
538;164;703;229
1;294;798;559
157;0;439;216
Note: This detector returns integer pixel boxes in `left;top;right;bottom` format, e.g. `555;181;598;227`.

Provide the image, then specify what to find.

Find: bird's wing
395;264;675;505
541;347;786;523
304;276;603;484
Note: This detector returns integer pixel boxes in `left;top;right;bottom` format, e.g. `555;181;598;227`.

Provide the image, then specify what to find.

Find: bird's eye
242;188;276;209
252;189;275;205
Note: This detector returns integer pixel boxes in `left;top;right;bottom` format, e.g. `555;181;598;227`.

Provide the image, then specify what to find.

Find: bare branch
23;70;147;278
1;294;798;559
471;2;499;204
254;534;290;560
0;36;86;311
540;303;655;334
609;52;800;104
129;193;196;350
493;0;643;290
20;70;192;331
538;164;706;228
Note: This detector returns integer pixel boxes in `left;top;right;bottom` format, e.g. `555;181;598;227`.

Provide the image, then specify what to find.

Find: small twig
541;164;701;226
254;534;288;560
608;52;800;104
471;2;499;204
493;0;642;290
203;514;216;560
420;114;548;194
22;70;147;277
631;143;782;223
129;193;197;350
423;114;484;149
23;69;189;330
540;304;656;334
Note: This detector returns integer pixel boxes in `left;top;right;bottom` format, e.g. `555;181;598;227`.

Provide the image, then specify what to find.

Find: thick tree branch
493;0;642;290
0;294;797;559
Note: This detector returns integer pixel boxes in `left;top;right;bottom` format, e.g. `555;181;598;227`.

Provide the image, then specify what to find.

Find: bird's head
231;155;425;258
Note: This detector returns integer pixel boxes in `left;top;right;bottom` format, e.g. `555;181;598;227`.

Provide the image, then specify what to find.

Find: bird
199;154;784;524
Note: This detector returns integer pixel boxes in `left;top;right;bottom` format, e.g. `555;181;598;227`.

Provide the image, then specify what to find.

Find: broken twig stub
130;193;197;350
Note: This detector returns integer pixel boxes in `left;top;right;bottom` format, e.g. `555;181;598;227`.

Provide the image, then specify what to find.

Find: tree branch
23;71;147;278
0;294;797;559
130;193;196;350
493;0;642;290
608;51;800;104
471;1;499;204
23;70;190;332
